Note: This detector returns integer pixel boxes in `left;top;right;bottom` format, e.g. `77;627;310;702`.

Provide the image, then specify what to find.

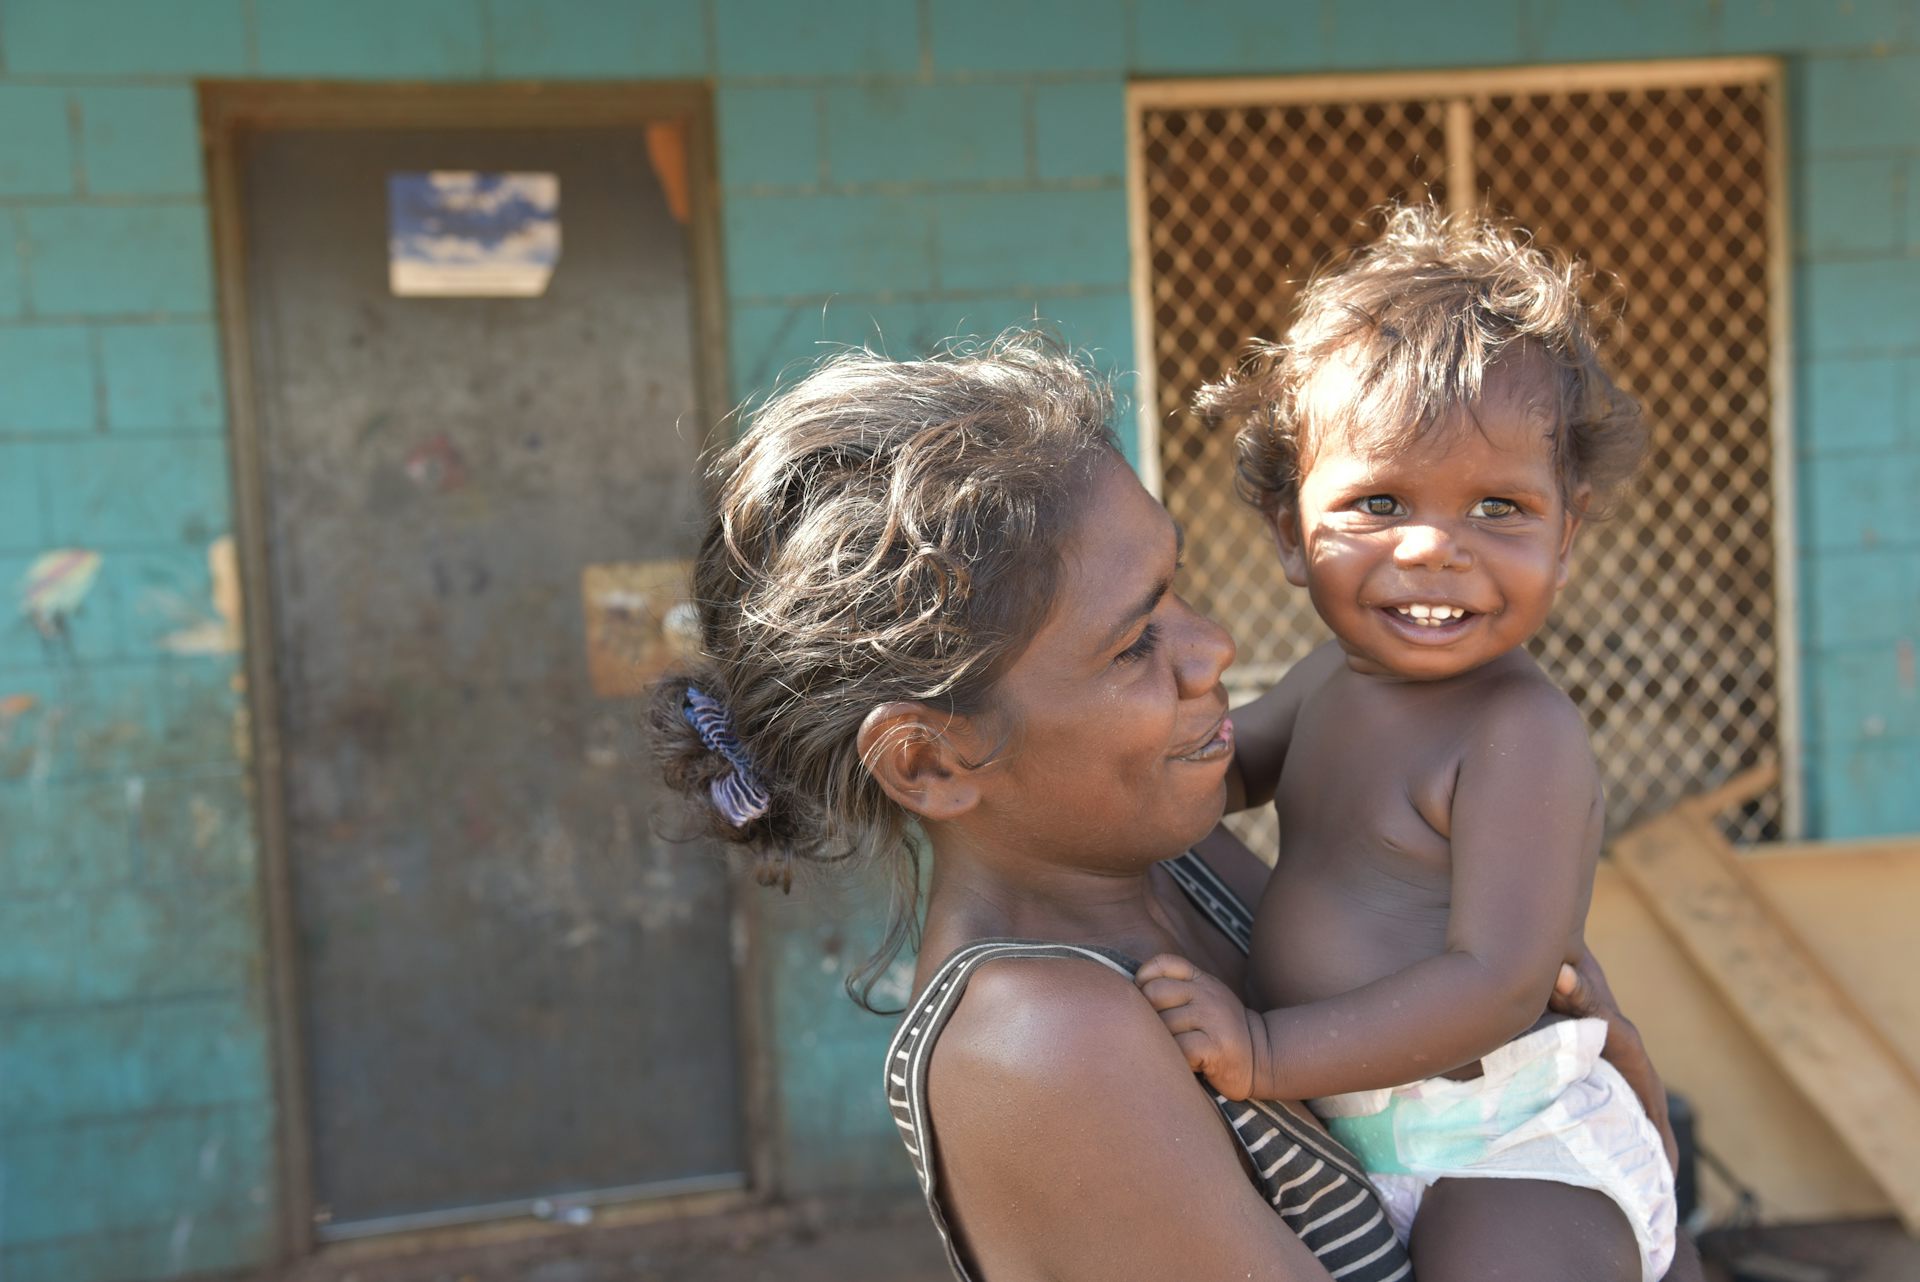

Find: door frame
200;80;763;1261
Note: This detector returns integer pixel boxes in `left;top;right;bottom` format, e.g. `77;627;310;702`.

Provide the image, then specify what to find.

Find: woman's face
966;452;1238;869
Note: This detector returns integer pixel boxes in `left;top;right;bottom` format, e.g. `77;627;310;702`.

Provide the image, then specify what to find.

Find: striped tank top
885;850;1412;1282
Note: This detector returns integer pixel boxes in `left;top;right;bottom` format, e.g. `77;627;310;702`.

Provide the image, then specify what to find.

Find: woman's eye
1472;497;1520;518
1116;622;1161;665
1359;495;1401;516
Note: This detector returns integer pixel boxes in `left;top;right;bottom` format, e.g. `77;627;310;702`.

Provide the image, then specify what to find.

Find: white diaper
1311;1017;1676;1282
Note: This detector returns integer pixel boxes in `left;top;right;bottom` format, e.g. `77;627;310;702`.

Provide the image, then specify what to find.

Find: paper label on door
581;561;697;698
388;171;560;297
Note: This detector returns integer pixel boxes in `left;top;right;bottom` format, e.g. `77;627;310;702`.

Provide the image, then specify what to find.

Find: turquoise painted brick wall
0;4;278;1279
1791;42;1920;836
1;3;1916;1279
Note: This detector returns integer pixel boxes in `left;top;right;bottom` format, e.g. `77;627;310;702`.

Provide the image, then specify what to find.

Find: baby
1136;207;1677;1282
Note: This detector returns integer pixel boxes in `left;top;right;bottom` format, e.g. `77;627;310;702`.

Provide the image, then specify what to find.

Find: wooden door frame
199;80;763;1262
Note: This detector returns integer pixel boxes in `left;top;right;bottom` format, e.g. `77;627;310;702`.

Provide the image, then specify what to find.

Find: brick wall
0;2;1913;1279
0;5;275;1279
1793;46;1920;835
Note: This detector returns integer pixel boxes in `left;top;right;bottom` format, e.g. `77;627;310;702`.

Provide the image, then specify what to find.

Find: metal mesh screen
1137;72;1783;848
1143;101;1451;683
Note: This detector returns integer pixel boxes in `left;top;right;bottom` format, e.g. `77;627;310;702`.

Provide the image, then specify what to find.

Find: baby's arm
1142;680;1600;1101
1225;640;1344;812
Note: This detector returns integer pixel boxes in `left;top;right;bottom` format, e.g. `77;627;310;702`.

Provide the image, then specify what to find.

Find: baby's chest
1280;711;1460;857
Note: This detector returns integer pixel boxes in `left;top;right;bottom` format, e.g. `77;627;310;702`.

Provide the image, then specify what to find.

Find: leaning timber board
1611;808;1920;1232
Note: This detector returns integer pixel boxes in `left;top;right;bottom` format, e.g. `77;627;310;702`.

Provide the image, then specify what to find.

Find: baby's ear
1265;505;1309;588
1556;485;1593;588
857;702;983;821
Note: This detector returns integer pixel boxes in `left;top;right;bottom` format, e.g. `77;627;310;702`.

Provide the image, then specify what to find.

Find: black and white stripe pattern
885;851;1410;1282
1217;1095;1411;1279
1161;846;1255;952
887;940;1136;1280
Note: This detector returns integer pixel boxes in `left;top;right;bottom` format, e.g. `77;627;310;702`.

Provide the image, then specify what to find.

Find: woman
653;332;1693;1281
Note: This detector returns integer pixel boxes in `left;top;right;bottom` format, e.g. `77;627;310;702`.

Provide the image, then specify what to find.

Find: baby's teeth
1410;604;1431;619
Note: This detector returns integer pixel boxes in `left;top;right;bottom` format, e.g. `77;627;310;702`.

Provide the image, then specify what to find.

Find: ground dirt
1699;1218;1920;1282
247;1198;950;1282
245;1206;1920;1281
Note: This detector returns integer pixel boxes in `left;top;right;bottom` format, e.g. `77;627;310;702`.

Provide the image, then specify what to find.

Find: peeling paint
190;795;221;851
645;120;691;224
168;1215;195;1269
17;548;102;638
27;702;61;792
402;432;468;493
156;536;242;655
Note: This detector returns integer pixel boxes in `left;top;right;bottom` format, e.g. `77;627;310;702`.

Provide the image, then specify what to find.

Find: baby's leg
1409;1177;1639;1282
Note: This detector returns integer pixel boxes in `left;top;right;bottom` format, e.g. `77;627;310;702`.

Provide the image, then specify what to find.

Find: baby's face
1276;372;1577;682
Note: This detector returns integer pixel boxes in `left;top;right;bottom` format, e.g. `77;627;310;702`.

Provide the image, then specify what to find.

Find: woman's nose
1174;600;1236;697
1393;521;1470;570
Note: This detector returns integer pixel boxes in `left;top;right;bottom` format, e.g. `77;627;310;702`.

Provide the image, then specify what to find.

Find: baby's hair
650;329;1119;1011
1200;203;1647;518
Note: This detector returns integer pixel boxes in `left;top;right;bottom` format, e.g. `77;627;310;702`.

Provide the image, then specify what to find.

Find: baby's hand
1134;953;1262;1101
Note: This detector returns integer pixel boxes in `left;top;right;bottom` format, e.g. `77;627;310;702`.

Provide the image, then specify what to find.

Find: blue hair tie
684;686;771;826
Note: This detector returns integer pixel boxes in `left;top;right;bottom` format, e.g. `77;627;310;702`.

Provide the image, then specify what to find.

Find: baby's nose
1393;522;1469;570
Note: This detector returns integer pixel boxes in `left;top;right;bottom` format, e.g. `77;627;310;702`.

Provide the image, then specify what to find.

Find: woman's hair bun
647;329;1118;1007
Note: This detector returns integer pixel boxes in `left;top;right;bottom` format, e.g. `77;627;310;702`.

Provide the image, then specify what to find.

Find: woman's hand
1552;948;1708;1281
1550;944;1679;1173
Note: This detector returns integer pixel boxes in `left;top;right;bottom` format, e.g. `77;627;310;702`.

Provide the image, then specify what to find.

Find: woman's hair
650;329;1119;1010
1200;203;1648;518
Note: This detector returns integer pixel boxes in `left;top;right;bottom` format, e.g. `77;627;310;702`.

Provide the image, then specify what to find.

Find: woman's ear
1266;505;1309;588
857;702;983;821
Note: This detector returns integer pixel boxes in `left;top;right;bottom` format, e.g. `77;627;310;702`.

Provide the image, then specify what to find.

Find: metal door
239;118;743;1235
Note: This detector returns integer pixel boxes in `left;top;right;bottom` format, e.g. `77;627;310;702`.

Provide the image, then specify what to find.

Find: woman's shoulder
926;948;1203;1128
907;947;1343;1280
919;951;1231;1177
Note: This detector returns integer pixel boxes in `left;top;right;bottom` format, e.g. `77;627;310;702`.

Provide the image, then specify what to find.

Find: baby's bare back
1249;651;1602;1022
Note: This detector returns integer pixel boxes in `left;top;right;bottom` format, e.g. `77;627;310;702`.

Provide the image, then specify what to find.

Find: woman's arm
1551;949;1706;1282
929;956;1336;1282
1550;945;1676;1171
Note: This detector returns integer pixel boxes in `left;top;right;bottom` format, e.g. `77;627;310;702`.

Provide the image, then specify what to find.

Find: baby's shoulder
1272;639;1348;710
1450;660;1599;794
1464;657;1587;738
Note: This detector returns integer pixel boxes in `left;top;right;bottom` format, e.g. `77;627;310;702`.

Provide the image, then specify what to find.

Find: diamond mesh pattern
1138;76;1783;850
1144;102;1450;688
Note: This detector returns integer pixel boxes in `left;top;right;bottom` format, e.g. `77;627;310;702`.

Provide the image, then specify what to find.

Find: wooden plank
1744;836;1920;864
1611;803;1920;1232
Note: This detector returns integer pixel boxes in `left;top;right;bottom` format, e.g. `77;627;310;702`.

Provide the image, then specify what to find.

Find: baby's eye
1358;495;1402;517
1472;497;1521;518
